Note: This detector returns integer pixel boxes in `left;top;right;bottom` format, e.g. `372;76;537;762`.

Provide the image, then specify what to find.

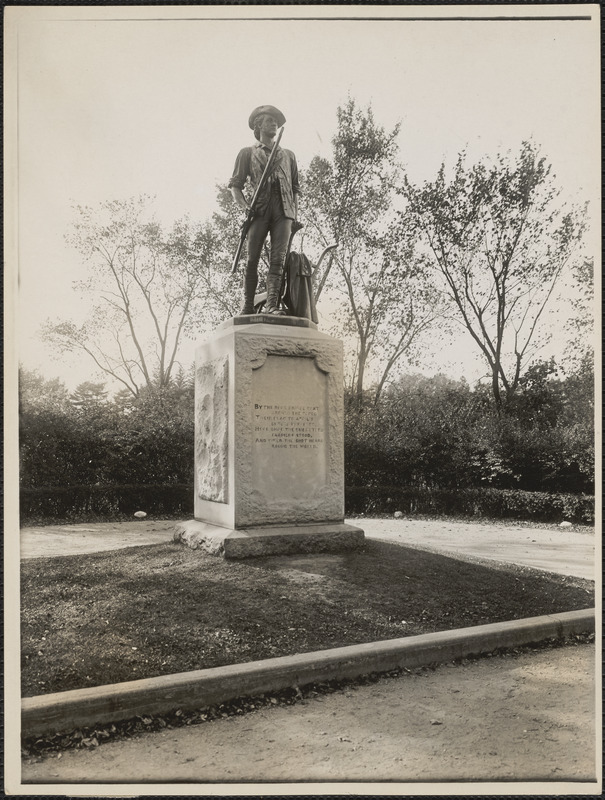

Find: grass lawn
21;539;594;697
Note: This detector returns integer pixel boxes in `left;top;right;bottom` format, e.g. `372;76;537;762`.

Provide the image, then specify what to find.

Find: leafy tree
19;368;70;414
19;368;77;488
507;358;565;428
41;196;220;397
559;288;595;488
401;142;587;408
20;371;196;489
564;257;594;370
167;201;241;335
113;388;137;416
302;98;440;406
100;381;194;486
70;381;108;412
345;374;482;489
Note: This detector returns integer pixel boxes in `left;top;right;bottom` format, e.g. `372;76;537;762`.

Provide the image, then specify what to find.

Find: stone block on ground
174;520;365;559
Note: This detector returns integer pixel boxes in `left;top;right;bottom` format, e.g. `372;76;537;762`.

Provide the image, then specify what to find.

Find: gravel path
20;517;596;580
357;517;596;580
21;643;597;785
20;520;177;559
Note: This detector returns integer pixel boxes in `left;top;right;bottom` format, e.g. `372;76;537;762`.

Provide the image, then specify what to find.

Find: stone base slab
227;313;317;330
174;520;365;559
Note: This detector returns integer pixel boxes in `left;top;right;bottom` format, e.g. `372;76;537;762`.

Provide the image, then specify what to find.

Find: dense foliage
19;370;194;491
19;358;593;525
345;366;594;495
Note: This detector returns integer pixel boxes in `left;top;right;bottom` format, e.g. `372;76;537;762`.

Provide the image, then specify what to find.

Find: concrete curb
22;608;594;739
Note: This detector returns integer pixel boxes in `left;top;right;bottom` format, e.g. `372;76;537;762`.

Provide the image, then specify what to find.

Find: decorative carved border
234;333;344;527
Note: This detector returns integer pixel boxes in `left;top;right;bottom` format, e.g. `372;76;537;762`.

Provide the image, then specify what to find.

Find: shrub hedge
20;484;193;525
19;483;594;526
345;486;594;525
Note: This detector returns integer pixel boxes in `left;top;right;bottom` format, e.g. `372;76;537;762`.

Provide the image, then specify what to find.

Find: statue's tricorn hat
248;105;286;131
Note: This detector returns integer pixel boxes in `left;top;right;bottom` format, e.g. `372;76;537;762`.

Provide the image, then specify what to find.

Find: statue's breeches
246;193;293;278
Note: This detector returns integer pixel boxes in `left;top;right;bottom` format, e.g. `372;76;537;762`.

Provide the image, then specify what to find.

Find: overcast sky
6;4;600;391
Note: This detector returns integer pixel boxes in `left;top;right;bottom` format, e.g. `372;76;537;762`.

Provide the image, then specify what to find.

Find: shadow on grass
21;539;593;696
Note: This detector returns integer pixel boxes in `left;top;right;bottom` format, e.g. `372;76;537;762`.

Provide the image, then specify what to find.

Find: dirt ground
21;642;597;786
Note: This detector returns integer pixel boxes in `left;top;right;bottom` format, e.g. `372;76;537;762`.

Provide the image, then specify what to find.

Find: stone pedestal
174;314;364;558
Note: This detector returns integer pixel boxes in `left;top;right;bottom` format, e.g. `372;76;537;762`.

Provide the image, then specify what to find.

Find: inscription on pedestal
251;356;328;501
254;403;324;450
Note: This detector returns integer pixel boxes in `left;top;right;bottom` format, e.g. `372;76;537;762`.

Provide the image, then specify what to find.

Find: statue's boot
238;273;258;315
264;274;285;315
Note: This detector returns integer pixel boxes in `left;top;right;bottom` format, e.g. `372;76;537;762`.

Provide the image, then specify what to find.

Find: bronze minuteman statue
229;105;302;315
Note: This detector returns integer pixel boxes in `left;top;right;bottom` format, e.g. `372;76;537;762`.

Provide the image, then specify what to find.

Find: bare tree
401;142;587;408
42;196;222;396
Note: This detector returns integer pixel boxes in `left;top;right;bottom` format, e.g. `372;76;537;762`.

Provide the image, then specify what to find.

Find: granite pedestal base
174;520;365;559
176;316;364;558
